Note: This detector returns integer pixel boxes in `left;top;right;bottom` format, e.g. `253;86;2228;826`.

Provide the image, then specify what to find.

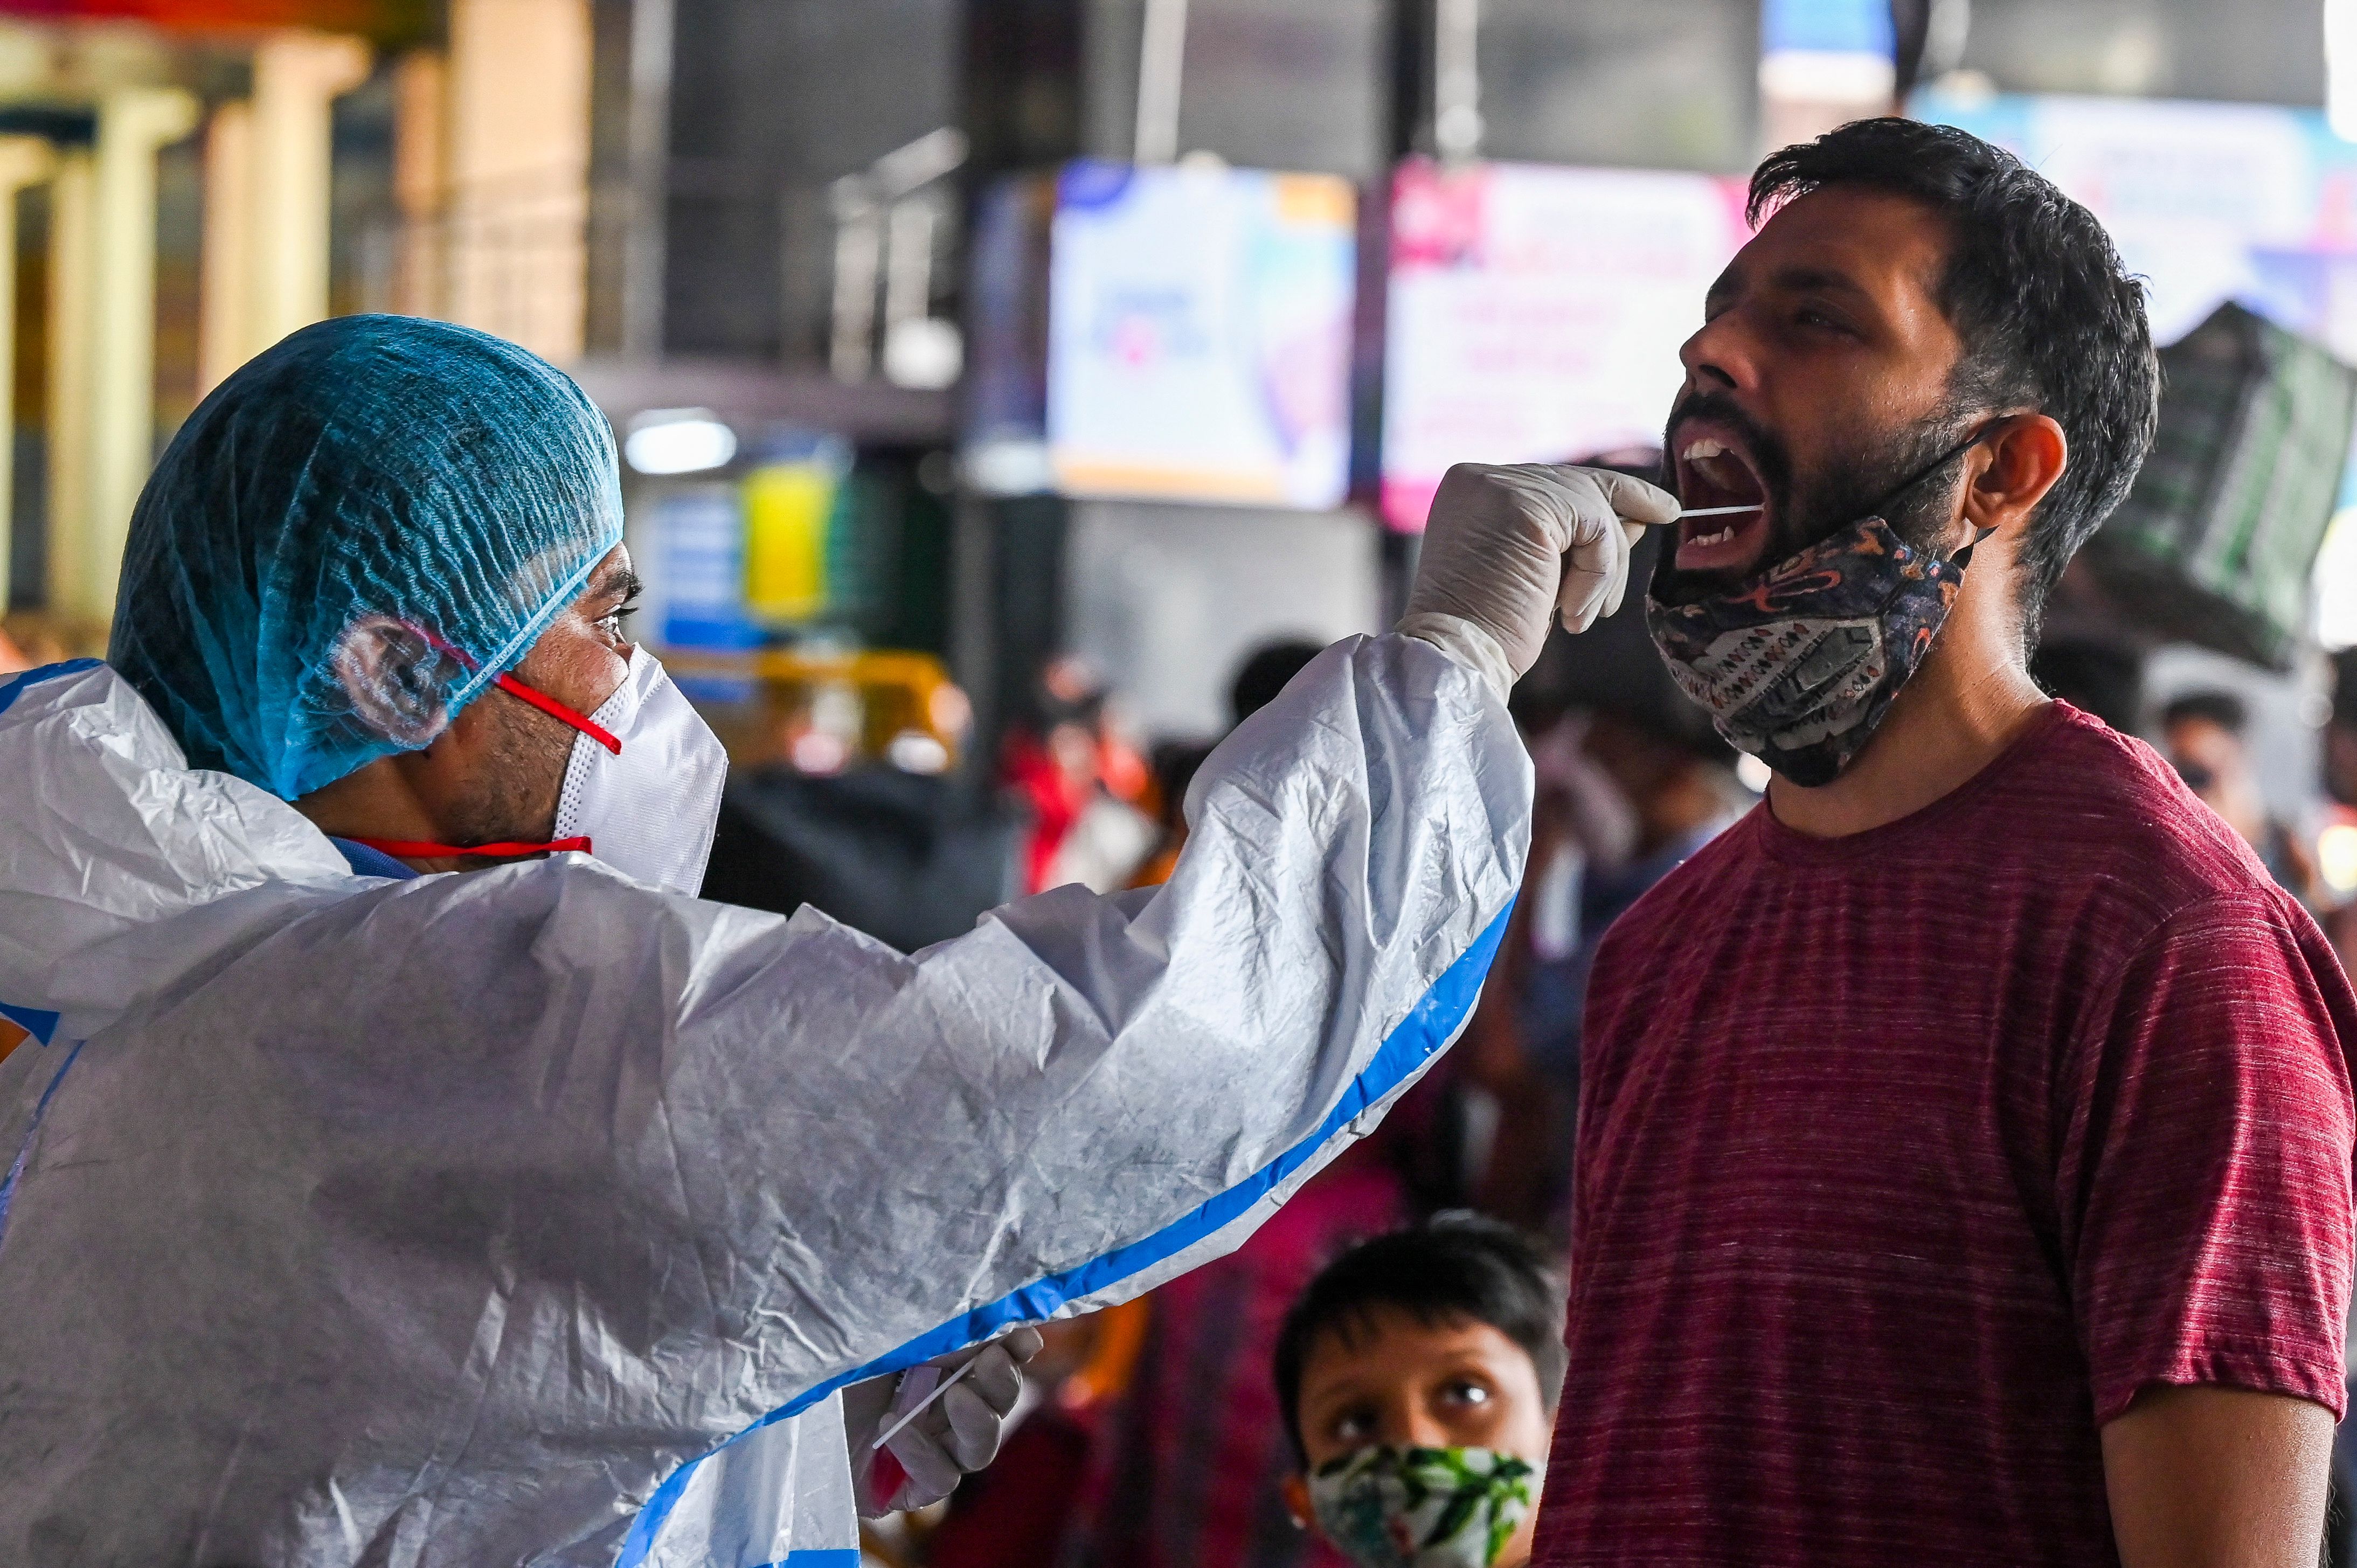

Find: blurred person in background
1001;655;1156;892
1458;696;1748;1230
1454;119;2357;1568
1131;640;1324;889
2162;689;2318;901
1273;1217;1567;1568
0;313;1659;1566
2323;649;2357;983
1052;637;1466;1568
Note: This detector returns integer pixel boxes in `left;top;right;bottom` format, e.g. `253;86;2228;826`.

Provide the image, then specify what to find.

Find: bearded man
1433;120;2356;1566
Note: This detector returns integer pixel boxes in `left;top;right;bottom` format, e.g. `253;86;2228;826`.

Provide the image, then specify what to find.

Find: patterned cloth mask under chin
1643;514;1969;789
1306;1445;1536;1568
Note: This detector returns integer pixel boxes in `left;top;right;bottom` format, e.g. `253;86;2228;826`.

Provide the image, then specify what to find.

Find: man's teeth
1681;437;1726;461
1689;525;1736;547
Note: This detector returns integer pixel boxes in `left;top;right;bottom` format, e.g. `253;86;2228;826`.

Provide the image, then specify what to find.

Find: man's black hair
1749;119;2161;643
1272;1213;1566;1467
1231;640;1325;726
2162;688;2250;737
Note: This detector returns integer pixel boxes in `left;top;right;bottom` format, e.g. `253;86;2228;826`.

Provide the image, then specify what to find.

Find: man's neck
1766;606;2051;840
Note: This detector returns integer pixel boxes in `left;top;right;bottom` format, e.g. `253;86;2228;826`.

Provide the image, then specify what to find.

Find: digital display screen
1378;159;1752;532
1046;159;1358;510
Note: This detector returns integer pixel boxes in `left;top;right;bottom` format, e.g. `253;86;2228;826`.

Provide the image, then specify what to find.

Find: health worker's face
433;545;640;845
1659;186;1973;603
1284;1308;1554;1566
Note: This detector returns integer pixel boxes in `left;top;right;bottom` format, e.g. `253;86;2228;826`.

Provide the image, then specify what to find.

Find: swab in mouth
1677;503;1763;518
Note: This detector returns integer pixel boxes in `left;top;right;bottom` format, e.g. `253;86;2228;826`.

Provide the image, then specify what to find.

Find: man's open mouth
1672;423;1773;576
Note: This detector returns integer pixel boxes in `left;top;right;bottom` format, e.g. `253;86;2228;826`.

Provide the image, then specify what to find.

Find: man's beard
1654;390;1976;606
442;685;578;847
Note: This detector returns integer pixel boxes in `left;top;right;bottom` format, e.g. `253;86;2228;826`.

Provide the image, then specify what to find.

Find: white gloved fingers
1587;468;1681;528
1404;462;1681;687
1001;1324;1046;1365
883;1422;965;1510
939;1379;1008;1472
960;1342;1025;1418
1556;501;1624;634
1605;517;1648;621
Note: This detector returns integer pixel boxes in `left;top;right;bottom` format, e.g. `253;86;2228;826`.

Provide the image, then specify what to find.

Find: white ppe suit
0;631;1526;1567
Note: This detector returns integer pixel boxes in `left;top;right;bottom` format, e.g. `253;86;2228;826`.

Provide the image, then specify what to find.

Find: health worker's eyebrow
585;561;642;605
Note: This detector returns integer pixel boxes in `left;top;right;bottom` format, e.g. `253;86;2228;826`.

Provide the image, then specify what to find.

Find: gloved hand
1399;462;1680;698
844;1326;1046;1517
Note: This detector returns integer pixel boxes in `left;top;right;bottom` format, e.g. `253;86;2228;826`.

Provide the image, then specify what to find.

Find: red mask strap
494;672;622;754
349;836;593;863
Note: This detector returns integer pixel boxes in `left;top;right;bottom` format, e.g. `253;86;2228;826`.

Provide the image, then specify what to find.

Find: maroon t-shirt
1533;703;2357;1567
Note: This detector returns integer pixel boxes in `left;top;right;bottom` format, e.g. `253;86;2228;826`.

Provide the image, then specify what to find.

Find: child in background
1273;1216;1566;1568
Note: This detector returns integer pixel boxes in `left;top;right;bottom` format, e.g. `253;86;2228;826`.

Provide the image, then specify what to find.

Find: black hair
1272;1213;1566;1467
1749;119;2160;643
1230;640;1325;727
2162;688;2250;737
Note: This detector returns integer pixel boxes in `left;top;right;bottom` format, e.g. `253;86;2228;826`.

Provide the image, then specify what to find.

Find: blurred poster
1379;159;1751;532
1916;89;2357;358
1047;159;1357;510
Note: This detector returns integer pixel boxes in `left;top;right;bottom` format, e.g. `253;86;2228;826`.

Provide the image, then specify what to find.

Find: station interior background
10;1;2357;1562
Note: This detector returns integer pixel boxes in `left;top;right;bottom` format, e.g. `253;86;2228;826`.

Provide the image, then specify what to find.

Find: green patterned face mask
1306;1445;1536;1568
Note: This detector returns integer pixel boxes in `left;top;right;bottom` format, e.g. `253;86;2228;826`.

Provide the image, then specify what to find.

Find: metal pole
1433;0;1481;162
830;176;881;381
1134;0;1188;164
623;0;674;359
0;137;50;612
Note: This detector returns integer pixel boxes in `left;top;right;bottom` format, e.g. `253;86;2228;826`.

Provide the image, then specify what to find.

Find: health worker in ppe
0;315;1673;1568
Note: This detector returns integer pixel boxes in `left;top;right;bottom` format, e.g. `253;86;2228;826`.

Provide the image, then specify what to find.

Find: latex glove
844;1326;1045;1517
1399;462;1679;698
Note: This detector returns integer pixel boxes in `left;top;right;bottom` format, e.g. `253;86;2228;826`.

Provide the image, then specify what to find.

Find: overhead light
625;408;738;475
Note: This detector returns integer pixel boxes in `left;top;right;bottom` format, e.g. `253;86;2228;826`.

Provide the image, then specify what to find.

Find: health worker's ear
1959;412;2068;551
329;614;464;746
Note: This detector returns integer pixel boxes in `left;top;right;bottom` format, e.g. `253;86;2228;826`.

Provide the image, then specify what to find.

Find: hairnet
110;315;625;802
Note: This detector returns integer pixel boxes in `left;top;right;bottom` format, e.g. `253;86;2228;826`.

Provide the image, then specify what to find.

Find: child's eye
1441;1377;1493;1408
1330;1406;1377;1442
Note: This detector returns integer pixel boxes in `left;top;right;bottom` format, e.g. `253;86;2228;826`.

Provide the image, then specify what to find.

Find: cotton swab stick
871;1356;982;1451
1676;503;1763;517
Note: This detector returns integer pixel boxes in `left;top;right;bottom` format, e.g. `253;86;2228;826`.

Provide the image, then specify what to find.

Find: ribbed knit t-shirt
1533;702;2357;1567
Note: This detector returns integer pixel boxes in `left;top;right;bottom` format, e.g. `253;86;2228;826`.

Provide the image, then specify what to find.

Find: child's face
1284;1305;1554;1566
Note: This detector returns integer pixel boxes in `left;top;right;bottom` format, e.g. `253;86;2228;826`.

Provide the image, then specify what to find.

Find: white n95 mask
551;645;728;896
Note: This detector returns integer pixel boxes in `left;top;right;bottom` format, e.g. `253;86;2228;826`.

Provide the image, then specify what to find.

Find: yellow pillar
246;31;370;360
197;100;252;395
0;137;52;610
447;0;590;362
45;148;91;626
84;86;199;629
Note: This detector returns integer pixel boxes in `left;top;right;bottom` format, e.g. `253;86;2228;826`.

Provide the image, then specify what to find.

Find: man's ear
1963;412;2068;543
329;614;460;747
1283;1470;1316;1534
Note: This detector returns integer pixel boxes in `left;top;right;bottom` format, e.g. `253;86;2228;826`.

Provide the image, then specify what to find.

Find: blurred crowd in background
9;0;2357;1562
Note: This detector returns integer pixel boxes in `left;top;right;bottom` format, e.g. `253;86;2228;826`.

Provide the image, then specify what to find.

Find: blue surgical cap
111;316;626;802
